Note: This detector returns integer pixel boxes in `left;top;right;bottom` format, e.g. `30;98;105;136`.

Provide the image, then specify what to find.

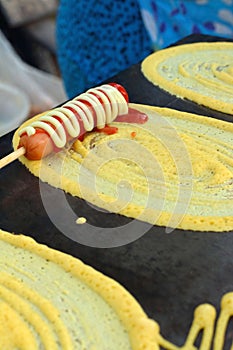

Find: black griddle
1;34;233;347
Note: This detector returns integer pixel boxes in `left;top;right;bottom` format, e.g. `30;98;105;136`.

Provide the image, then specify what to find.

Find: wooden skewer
0;147;26;169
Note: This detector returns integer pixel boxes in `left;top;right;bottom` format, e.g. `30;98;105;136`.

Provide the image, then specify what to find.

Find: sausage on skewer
18;83;129;160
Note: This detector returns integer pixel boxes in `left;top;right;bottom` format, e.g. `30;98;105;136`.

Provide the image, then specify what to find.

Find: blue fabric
56;0;152;98
138;0;233;50
56;0;233;98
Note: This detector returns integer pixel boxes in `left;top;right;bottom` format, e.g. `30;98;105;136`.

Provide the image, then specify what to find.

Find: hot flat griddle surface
0;34;233;346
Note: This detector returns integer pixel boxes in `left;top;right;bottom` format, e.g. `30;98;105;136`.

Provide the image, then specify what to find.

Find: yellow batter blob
141;42;233;115
13;104;233;232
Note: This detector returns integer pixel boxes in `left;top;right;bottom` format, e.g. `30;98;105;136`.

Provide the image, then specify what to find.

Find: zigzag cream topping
19;84;128;148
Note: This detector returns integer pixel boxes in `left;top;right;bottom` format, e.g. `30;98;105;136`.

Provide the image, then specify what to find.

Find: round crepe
141;42;233;115
1;230;233;348
13;104;233;232
0;228;158;349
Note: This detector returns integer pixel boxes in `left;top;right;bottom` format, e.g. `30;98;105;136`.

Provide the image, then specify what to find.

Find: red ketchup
18;83;148;160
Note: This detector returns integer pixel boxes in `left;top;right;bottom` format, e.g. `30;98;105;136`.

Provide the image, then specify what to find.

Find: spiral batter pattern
0;230;158;350
142;42;233;115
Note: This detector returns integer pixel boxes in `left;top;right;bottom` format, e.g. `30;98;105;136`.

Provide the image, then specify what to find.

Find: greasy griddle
1;35;233;346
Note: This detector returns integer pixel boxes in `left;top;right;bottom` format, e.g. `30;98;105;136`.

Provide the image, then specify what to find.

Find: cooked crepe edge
141;42;233;115
0;228;159;349
13;104;233;232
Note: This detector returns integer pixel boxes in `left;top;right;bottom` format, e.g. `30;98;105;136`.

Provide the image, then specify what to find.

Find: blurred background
0;0;66;136
0;0;59;75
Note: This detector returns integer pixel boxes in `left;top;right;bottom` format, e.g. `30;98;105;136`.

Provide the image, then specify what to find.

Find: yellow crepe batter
13;104;233;232
141;42;233;115
1;228;233;349
0;229;158;350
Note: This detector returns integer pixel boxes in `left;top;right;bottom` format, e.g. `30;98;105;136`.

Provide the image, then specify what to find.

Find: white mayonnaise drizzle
19;84;128;148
